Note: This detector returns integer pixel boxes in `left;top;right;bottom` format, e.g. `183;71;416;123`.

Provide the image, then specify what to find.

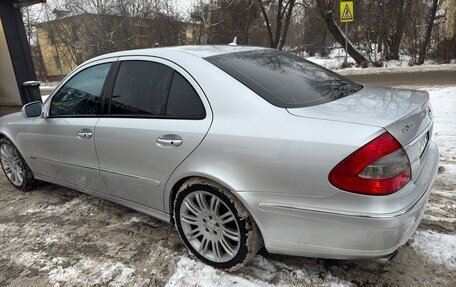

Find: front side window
50;63;111;117
109;61;173;116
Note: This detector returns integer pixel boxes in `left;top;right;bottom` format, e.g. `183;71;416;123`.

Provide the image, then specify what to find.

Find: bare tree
190;0;223;44
386;0;414;60
417;0;439;65
257;0;297;50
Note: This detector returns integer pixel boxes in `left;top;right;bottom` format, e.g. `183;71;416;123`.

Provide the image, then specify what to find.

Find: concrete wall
0;18;21;106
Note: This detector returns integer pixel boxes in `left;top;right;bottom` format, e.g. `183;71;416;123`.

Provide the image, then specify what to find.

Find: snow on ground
428;87;456;163
411;231;456;268
306;48;356;70
304;46;456;73
336;63;456;76
409;87;456;271
165;256;354;287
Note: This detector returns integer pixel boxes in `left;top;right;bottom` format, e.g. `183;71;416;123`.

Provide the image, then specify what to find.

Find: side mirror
21;101;42;118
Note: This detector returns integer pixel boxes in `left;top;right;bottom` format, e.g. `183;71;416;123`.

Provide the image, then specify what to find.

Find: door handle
77;129;93;139
156;134;182;147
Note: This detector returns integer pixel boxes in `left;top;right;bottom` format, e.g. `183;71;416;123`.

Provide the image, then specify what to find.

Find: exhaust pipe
372;250;399;265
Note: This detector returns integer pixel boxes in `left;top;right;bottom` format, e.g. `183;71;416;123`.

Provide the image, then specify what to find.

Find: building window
54;55;62;71
71;25;79;41
48;31;56;45
76;52;83;64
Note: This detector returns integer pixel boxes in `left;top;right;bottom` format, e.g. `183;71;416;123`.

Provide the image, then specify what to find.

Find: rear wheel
174;178;262;271
0;138;36;191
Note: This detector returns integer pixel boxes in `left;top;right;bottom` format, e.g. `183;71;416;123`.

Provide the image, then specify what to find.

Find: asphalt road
340;70;456;88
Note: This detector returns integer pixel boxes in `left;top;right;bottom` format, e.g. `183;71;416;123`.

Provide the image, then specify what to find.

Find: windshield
205;49;363;108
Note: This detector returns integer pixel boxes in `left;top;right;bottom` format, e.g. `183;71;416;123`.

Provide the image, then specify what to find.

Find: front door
31;60;113;192
95;57;212;211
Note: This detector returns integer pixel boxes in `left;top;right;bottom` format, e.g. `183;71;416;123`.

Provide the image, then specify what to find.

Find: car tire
0;138;36;191
174;177;263;271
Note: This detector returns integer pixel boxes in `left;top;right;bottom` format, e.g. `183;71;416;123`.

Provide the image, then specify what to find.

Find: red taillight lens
329;132;411;195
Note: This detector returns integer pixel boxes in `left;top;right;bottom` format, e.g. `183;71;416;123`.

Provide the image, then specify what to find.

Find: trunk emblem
401;122;415;133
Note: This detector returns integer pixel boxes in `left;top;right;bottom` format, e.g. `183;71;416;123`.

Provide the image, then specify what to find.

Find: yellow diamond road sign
340;1;354;23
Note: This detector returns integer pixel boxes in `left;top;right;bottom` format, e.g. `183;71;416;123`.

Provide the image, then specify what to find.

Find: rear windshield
205;49;363;108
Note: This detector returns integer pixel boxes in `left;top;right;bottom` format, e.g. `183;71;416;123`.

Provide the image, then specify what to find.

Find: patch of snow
433;190;456;198
49;265;80;283
166;256;354;287
428;87;456;163
423;215;456;223
321;274;355;287
302;44;454;72
411;231;456;269
123;217;141;224
337;63;456;76
48;258;135;287
15;251;47;267
165;257;272;287
22;196;88;215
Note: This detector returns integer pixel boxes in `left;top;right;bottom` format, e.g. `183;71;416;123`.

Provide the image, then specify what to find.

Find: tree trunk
258;0;296;50
274;0;284;48
316;1;369;66
257;0;274;48
277;0;295;50
417;0;439;65
387;0;413;60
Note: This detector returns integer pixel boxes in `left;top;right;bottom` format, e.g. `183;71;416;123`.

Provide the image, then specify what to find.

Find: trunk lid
287;86;433;182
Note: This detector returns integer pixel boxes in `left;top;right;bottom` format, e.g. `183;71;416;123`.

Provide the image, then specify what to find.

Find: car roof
167;45;267;57
83;45;267;65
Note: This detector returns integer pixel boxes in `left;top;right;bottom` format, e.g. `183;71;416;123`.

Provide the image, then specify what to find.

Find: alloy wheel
179;190;241;263
0;143;24;186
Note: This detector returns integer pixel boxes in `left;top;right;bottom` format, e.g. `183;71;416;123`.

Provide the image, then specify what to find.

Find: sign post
340;0;354;66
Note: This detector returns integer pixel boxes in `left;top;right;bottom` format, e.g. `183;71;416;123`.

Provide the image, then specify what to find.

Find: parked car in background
0;46;439;270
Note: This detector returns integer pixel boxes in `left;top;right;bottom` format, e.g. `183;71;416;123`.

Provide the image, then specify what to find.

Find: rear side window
110;61;173;116
205;50;363;108
166;72;205;119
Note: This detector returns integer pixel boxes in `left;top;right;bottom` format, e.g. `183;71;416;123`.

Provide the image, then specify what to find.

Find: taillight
329;132;411;195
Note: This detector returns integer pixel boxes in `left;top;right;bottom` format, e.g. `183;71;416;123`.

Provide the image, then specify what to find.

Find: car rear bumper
236;142;439;259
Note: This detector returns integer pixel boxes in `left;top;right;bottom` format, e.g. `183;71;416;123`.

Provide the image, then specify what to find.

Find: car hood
287;86;429;127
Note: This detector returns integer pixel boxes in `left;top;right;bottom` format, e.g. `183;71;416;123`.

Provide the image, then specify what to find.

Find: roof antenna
228;36;237;46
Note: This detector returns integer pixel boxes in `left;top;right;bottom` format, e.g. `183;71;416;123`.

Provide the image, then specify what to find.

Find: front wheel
174;178;262;271
0;138;36;190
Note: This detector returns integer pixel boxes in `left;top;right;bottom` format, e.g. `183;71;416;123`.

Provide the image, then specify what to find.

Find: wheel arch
166;175;266;244
167;175;237;221
0;131;33;170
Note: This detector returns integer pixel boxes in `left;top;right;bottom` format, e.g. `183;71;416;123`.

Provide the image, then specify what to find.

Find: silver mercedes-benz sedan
0;46;438;270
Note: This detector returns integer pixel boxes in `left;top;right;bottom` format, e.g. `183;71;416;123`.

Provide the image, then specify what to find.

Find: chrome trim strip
32;156;98;171
407;122;431;146
99;168;161;187
258;185;428;219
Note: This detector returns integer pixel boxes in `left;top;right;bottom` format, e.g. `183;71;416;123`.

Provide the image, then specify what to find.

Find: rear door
95;56;212;211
